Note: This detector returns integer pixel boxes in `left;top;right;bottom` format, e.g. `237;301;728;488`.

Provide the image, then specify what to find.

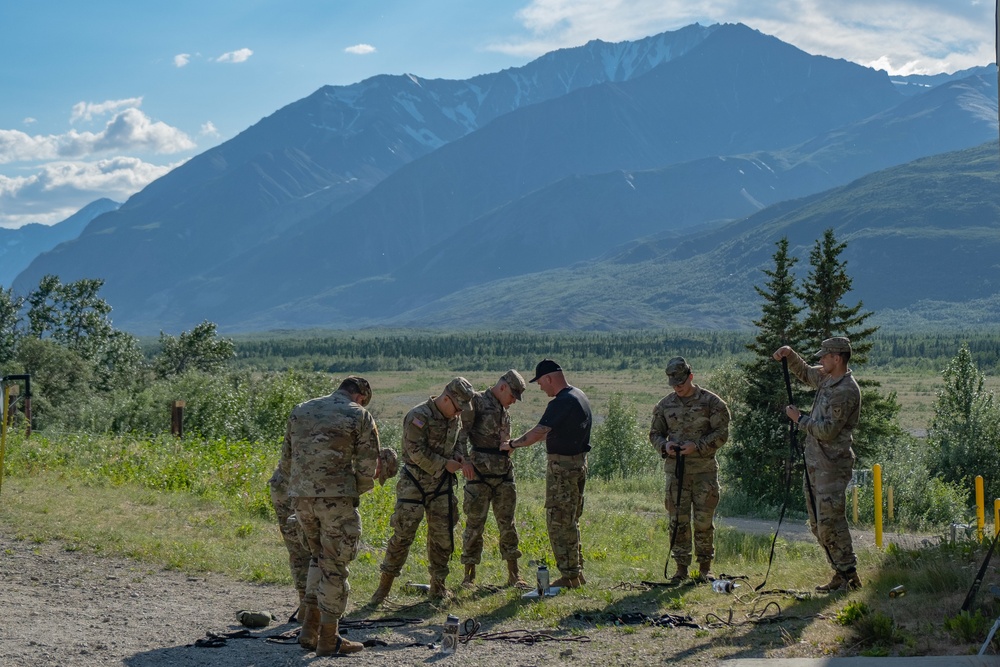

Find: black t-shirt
538;386;592;456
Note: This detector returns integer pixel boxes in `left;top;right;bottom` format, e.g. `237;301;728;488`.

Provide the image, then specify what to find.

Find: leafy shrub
589;393;658;481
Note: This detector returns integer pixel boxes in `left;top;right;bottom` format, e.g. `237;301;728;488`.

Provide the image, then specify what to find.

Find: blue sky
0;0;994;229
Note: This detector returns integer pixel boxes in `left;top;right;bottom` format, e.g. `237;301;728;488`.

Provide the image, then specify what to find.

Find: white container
441;614;459;653
536;565;549;596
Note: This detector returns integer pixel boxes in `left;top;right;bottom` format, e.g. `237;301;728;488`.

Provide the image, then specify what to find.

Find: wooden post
888;486;894;522
171;400;185;437
852;485;859;523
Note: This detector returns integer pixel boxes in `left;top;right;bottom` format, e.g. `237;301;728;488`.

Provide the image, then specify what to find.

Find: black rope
754;358;799;592
663;444;685;580
961;529;1000;613
460;617;591;644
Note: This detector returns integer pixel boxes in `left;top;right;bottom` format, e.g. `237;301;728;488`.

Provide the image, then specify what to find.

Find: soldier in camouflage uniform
286;376;380;656
774;337;862;592
649;357;730;583
268;454;311;619
370;377;477;604
502;359;592;589
457;369;529;588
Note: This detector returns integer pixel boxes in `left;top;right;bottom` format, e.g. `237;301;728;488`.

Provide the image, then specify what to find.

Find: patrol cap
665;357;692;386
342;375;372;406
444;377;476;411
377;447;399;486
501;369;527;399
814;337;852;358
529;359;562;383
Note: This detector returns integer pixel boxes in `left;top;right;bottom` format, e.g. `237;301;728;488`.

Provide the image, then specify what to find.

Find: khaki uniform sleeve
695;395;730;456
404;411;448;475
649;402;669;455
801;385;859;443
354;412;380;496
456;405;475;458
786;350;823;389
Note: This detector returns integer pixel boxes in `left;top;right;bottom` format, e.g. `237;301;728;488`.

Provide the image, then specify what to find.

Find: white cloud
216;48;253;63
490;0;995;75
345;44;377;55
71;97;144;123
200;121;219;137
23;117;36;126
0;157;183;227
0;107;194;164
174;53;191;67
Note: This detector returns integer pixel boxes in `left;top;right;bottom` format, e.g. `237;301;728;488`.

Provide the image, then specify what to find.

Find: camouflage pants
294;496;361;622
545;455;587;578
381;470;459;581
804;462;857;572
462;471;522;564
269;485;311;597
665;470;720;567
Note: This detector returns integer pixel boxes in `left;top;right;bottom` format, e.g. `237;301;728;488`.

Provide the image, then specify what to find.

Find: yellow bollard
976;476;985;543
874;464;883;549
853;485;859;523
888;486;894;522
995;499;1000;538
0;383;8;498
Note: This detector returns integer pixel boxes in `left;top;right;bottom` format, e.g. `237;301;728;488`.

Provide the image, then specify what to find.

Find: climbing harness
399;465;458;552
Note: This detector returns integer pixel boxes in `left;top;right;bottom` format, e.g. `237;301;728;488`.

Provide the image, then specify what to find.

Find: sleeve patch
411;417;425;429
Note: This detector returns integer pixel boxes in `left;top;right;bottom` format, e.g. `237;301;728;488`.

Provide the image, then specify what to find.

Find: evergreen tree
796;228;902;463
0;286;23;367
725;238;806;509
929;344;1000;499
797;228;878;362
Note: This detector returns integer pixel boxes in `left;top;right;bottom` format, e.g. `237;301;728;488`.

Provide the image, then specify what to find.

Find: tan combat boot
293;589;305;623
315;619;364;656
370;572;395;605
696;561;712;583
505;559;530;588
815;570;846;592
462;564;476;586
669;563;689;583
298;603;321;650
550;574;582;588
429;577;453;600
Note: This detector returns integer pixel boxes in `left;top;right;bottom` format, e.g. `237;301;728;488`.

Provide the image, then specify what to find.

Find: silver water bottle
441;614;459;653
536;564;549;596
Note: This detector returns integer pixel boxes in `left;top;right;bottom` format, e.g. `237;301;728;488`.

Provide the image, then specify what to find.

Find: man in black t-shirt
501;359;591;588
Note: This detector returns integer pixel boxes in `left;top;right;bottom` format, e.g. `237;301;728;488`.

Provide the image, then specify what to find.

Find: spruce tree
797;228;878;362
726;238;806;508
796;228;902;464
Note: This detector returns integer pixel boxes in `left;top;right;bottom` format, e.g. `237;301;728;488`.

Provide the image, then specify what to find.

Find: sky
0;0;995;229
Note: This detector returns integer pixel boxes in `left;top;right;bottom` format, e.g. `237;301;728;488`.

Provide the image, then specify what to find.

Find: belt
472;446;509;457
547;452;587;462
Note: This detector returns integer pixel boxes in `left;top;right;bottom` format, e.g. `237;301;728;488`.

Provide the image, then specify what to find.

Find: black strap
962;529;1000;612
663;446;685;579
466;463;512;491
755;359;800;591
399;466;457;553
471;446;510;457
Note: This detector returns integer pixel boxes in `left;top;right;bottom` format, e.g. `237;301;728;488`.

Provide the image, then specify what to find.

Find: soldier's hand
445;458;463;473
679;441;698;456
461;462;475;480
773;346;792;361
500;440;513;453
665;441;678;458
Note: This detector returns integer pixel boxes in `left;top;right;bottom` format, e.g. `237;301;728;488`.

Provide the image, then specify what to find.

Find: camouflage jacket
458;388;513;476
282;389;380;498
402;397;462;485
649;385;730;475
787;351;860;469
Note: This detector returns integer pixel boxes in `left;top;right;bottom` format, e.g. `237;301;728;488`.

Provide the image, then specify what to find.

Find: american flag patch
412;417;425;428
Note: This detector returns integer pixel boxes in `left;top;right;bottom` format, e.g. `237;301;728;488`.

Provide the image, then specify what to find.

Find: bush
589;393;659;481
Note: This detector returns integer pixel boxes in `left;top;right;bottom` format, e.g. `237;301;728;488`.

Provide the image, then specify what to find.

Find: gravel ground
0;520;938;667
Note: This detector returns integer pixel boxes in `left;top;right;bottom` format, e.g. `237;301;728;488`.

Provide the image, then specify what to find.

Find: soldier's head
339;375;372;406
529;359;566;397
494;369;526;408
666;357;694;396
815;337;851;372
440;376;475;418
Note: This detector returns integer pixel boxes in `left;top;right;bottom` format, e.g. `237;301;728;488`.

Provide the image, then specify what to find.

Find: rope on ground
460;618;590;645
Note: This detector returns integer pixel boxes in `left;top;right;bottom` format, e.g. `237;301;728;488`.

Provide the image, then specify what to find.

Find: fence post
0;383;8;497
171;400;185;438
852;485;859;523
976;476;985;543
995;499;999;538
888;485;894;522
873;463;883;549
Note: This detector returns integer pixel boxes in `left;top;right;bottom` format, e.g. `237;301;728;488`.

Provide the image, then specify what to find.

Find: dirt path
0;517;939;667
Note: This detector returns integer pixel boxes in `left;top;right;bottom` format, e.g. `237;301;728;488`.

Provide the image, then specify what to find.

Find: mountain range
10;23;999;334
